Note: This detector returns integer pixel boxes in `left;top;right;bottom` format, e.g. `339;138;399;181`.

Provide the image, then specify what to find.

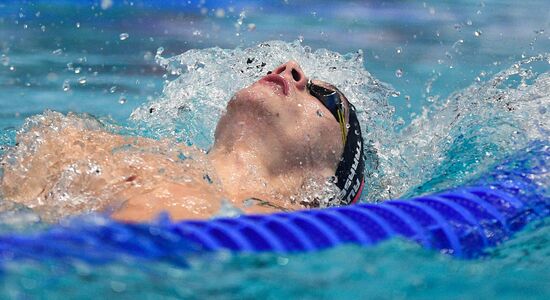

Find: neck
208;142;316;208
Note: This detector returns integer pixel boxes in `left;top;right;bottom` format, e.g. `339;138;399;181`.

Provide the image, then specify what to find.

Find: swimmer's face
214;60;347;173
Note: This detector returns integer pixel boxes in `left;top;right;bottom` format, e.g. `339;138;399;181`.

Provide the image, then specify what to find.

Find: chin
226;84;284;119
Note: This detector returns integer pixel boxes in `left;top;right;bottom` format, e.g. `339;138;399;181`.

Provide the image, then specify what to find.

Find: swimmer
0;60;365;222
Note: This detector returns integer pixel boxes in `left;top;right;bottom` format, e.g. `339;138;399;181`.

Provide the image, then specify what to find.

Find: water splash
131;40;396;200
396;53;550;197
129;42;549;201
2;41;548;218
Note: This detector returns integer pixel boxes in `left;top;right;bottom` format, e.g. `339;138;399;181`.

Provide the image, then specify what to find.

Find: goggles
307;79;348;145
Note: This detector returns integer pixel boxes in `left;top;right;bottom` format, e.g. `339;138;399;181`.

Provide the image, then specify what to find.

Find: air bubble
52;49;63;55
109;86;117;93
215;8;225;18
62;80;70;92
156;47;164;56
74;67;81;74
119;33;129;40
395;47;403;54
118;96;127;104
391;91;401;97
395;69;403;78
78;77;87;84
1;55;9;66
539;106;547;115
474;30;482;37
143;51;153;61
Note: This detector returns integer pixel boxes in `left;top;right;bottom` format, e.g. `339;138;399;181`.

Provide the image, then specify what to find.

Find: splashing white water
2;41;548;222
131;41;549;200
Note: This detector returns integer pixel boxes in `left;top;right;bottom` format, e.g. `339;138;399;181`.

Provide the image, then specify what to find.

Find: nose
271;60;308;90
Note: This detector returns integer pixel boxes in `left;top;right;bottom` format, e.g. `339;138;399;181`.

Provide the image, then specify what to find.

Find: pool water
1;0;549;298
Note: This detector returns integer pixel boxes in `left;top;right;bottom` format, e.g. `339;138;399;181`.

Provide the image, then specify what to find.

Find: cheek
297;104;343;153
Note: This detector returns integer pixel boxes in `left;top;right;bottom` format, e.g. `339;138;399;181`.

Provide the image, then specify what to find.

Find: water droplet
101;0;113;10
9;66;15;71
539;106;547;115
46;72;58;81
215;8;225;18
345;124;351;129
1;55;9;66
474;30;482;37
395;69;403;78
391;91;401;97
118;96;127;104
316;110;324;117
404;95;411;101
52;48;63;55
62;80;70;92
78;77;86;84
156;47;164;55
277;256;289;266
119;33;129;40
143;51;153;61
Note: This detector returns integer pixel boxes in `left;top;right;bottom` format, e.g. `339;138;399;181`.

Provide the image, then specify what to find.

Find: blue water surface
0;0;549;299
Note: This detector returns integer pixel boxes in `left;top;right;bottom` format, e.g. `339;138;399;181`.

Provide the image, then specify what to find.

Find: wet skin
1;61;346;222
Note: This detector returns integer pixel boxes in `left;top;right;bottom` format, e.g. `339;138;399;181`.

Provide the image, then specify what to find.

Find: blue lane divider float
0;142;548;265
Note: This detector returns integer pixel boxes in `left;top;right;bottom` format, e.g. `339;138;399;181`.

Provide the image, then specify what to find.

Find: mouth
259;74;290;96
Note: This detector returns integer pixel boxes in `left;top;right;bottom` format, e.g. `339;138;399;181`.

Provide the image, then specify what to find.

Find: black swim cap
333;102;365;205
